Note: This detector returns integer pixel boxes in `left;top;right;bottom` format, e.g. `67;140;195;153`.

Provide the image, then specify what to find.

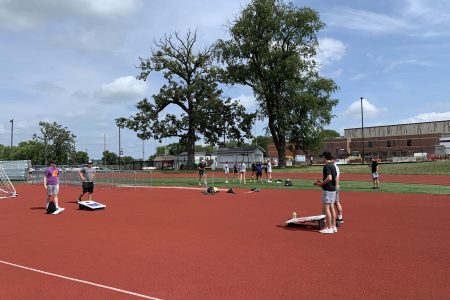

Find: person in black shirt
371;157;380;189
198;160;206;186
314;151;338;234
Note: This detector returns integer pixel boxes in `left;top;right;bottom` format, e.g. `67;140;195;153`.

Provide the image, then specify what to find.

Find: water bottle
292;211;297;219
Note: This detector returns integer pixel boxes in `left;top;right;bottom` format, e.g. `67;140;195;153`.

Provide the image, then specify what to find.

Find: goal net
0;162;17;199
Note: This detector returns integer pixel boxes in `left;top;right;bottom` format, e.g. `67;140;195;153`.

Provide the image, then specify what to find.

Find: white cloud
384;59;430;72
343;98;386;118
404;0;450;24
317;38;346;67
0;0;140;30
31;81;65;95
404;112;450;123
98;76;147;103
232;94;258;111
350;73;368;80
324;8;412;34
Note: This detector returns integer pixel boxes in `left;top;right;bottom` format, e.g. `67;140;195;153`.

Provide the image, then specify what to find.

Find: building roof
153;155;176;162
216;146;265;154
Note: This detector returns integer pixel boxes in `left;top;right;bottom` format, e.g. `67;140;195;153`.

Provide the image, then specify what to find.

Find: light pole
360;97;365;164
118;125;121;170
9;119;13;160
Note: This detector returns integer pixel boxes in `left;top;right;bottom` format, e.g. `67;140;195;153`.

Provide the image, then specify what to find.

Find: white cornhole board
78;200;106;211
50;207;65;215
286;214;326;229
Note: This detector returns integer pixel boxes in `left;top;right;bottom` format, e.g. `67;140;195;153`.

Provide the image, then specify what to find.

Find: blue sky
1;0;449;160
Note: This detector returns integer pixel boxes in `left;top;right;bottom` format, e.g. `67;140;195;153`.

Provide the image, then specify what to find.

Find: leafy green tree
101;150;118;165
216;0;338;167
33;121;76;165
290;128;340;157
72;151;89;164
251;135;273;154
11;141;44;164
118;30;255;169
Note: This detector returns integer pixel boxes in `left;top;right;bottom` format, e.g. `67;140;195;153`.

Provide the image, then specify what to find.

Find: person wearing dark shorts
78;160;96;201
255;162;263;183
371;157;380;189
233;162;239;182
250;161;256;182
198;160;206;186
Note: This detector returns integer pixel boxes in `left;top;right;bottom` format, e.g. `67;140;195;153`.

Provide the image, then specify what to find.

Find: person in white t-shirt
333;160;344;224
239;161;247;184
266;160;273;182
224;161;230;183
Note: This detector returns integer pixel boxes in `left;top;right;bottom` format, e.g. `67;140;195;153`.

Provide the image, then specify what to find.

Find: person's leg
323;204;332;230
335;189;343;222
243;172;246;184
330;202;337;231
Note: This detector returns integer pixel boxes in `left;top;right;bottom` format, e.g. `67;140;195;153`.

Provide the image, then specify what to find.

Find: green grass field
97;176;449;195
278;160;450;175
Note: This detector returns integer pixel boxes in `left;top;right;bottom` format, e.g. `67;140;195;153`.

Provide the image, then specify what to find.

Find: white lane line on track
0;260;163;300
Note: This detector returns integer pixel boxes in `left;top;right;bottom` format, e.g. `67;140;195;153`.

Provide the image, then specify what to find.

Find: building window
387;140;392;147
407;139;412;146
368;141;373;148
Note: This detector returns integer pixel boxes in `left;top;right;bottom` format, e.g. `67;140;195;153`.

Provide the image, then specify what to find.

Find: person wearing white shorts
314;152;338;234
44;161;64;214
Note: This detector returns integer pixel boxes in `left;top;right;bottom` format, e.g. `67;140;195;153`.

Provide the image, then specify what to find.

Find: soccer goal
0;162;17;199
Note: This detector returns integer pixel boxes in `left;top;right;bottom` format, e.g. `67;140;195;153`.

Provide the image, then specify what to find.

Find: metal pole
360;97;365;164
9;119;13;160
118;126;121;170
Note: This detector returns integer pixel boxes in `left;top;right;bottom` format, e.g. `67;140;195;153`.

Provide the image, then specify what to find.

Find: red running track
1;184;449;299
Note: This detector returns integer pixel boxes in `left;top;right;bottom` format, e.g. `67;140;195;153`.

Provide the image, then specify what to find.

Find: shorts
335;187;340;202
82;182;94;193
256;171;262;177
199;170;205;176
322;190;336;204
47;184;59;196
372;172;379;179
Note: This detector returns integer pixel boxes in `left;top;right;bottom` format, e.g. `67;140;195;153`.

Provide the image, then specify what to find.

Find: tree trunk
276;137;286;168
186;128;196;169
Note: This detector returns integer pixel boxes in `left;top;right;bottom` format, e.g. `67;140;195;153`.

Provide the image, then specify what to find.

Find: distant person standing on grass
250;161;256;183
78;160;96;201
333;159;344;224
198;159;206;186
239;161;247;184
255;161;263;183
371;157;380;189
233;161;239;182
44;161;64;214
314;152;337;234
224;161;230;183
266;159;273;182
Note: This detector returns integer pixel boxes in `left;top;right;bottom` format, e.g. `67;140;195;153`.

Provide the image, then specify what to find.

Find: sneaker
332;227;338;233
319;228;334;234
225;181;229;183
337;218;344;224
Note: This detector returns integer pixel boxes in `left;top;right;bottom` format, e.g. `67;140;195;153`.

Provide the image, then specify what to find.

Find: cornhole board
49;207;65;215
78;200;106;211
286;214;326;229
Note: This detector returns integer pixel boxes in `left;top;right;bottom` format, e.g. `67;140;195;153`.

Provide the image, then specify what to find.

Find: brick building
323;120;450;160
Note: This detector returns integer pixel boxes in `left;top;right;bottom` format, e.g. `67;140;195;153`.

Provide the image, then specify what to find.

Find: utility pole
9;119;13;160
118;126;121;170
360;97;365;164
